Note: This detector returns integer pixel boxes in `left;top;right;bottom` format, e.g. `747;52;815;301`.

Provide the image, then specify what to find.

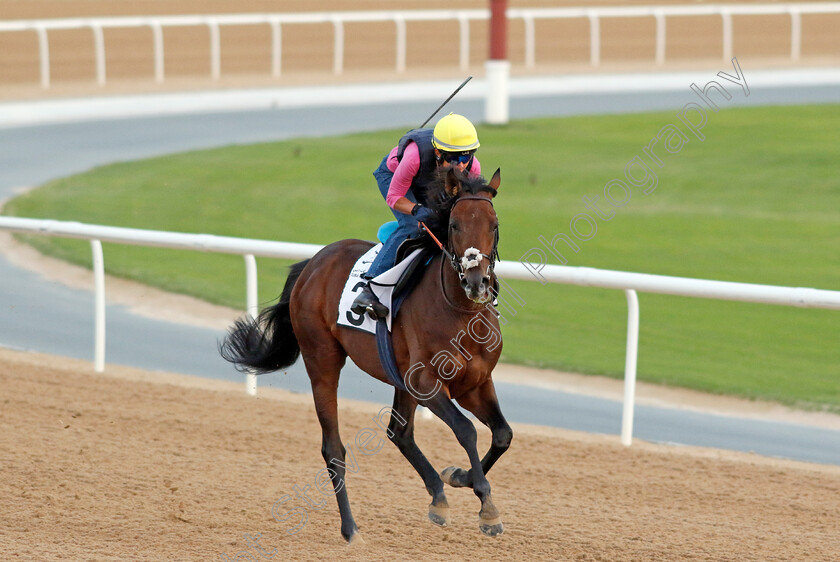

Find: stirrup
350;284;389;319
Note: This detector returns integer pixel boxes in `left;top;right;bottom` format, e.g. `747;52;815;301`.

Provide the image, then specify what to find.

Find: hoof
346;532;365;545
479;516;504;537
428;503;449;527
440;466;469;488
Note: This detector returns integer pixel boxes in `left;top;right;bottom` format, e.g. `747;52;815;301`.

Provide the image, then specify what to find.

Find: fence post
91;240;106;373
244;254;258;396
332;18;344;75
36;26;50;89
523;14;535;68
588;11;601;67
270;19;282;77
91;24;106;86
621;289;639;446
721;10;733;62
789;8;802;61
208;19;221;80
654;10;666;65
458;15;470;71
149;22;165;83
394;16;406;73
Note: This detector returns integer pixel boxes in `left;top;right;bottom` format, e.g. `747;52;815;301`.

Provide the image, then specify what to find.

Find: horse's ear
445;167;461;197
488;168;501;194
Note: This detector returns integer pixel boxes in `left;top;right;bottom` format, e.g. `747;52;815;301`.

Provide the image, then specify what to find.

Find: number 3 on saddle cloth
337;221;434;335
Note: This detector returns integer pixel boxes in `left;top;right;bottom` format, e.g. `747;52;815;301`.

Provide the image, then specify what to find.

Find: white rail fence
2;3;839;89
2;216;839;446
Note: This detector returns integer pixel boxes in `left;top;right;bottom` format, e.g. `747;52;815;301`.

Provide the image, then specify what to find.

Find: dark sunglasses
441;151;474;165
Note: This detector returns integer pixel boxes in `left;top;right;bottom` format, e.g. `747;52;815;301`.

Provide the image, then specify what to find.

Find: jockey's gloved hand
411;203;436;225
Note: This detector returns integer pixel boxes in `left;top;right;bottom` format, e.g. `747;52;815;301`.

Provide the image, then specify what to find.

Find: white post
270;20;282;77
523;15;535;68
459;16;470;71
244;254;258;396
208;20;221;80
332;18;344;75
151;22;165;83
91;24;106;86
621;289;639;446
588;12;601;67
789;9;802;62
244;254;258;320
486;0;509;125
721;10;733;62
484;59;510;125
654;11;666;66
394;17;406;73
36;26;50;89
91;240;106;373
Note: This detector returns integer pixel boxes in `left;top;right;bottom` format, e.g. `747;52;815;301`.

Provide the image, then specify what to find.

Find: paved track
2;70;839;465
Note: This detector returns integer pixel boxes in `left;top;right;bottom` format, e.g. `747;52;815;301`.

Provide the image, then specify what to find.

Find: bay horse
220;168;511;543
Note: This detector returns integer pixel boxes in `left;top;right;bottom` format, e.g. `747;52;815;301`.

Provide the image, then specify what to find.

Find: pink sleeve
470;156;481;177
385;142;420;209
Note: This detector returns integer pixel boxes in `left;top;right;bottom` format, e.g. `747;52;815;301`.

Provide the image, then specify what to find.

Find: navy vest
395;128;438;206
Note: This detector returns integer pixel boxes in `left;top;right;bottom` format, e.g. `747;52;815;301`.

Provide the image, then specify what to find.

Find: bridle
447;194;499;281
421;193;499;286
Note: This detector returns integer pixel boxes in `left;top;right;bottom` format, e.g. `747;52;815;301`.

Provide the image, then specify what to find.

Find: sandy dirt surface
1;0;838;101
2;347;840;561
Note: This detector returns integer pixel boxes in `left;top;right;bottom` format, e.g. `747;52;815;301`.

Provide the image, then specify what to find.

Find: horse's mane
420;169;497;245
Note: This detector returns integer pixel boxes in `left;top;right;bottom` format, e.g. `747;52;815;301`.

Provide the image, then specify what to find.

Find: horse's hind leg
422;390;504;537
387;389;450;526
440;380;513;491
300;345;361;543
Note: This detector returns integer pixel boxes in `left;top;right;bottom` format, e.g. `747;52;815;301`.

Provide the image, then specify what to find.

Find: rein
418;220;455;263
420;195;498;274
438;254;486;313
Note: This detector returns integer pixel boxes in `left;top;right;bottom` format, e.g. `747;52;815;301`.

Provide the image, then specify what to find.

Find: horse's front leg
440;380;513;492
422;387;504;537
386;389;450;527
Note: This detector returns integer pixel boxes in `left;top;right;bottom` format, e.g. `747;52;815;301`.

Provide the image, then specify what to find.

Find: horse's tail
219;259;310;374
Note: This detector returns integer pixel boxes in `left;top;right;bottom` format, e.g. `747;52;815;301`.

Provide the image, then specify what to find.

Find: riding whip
418;76;473;128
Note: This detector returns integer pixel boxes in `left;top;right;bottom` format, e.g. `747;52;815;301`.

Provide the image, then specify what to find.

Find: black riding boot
350;282;389;319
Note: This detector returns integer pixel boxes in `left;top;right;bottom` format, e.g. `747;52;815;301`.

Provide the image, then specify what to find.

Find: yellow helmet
432;113;480;152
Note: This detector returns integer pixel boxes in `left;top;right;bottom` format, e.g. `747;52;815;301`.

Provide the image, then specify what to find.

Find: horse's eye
450;223;460;232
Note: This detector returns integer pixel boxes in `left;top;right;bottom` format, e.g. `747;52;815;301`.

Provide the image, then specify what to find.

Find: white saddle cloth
337;244;424;335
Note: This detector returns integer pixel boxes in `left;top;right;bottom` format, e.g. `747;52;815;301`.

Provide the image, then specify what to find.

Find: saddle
392;234;435;295
337;225;436;336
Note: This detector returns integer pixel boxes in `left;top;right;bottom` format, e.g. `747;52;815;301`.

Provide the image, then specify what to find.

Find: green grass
5;105;839;412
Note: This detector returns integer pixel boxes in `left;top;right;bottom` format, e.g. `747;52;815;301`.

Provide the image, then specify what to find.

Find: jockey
351;112;482;319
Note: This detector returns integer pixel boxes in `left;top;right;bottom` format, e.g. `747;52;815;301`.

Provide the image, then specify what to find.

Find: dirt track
2;347;839;561
1;0;838;101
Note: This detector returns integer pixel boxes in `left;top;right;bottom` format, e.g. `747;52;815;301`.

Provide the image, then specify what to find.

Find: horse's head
440;167;501;304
